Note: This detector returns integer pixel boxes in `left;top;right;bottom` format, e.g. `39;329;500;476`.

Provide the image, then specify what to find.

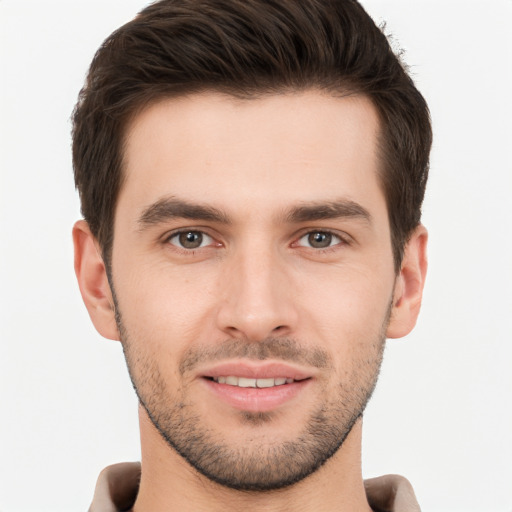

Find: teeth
212;376;295;388
256;378;275;388
238;377;256;388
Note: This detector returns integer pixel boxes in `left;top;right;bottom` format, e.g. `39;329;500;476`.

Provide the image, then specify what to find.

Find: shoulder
364;474;421;512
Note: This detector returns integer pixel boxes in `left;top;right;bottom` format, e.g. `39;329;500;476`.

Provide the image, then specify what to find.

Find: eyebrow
285;199;372;224
138;197;230;228
137;196;372;230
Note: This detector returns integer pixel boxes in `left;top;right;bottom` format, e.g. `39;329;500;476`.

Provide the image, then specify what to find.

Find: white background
1;1;511;511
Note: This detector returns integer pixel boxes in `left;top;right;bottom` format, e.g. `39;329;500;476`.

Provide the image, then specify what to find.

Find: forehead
119;91;384;221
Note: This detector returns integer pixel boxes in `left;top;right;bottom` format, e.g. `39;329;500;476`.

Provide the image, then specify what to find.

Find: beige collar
89;462;421;512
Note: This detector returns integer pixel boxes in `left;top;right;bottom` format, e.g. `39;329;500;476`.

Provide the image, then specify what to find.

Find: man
72;0;430;510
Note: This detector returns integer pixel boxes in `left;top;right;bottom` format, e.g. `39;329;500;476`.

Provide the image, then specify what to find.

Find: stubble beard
114;294;389;492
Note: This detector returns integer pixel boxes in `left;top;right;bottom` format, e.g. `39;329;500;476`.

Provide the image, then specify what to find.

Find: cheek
113;260;220;347
296;263;394;326
292;264;393;372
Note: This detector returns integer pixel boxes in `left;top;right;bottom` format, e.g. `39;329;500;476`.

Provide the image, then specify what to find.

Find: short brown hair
72;0;431;271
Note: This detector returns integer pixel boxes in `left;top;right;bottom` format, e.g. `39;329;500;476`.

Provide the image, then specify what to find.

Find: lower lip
202;378;311;412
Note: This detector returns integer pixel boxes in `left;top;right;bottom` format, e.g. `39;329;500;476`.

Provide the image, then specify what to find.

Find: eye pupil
179;231;203;249
308;232;332;248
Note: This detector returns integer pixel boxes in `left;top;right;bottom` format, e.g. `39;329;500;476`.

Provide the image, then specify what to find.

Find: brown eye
308;232;332;248
169;231;212;249
297;231;342;249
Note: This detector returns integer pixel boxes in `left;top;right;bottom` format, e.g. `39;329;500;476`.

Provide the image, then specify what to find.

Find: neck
133;406;372;512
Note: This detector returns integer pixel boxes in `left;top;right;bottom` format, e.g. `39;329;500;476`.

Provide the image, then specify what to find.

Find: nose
216;244;299;341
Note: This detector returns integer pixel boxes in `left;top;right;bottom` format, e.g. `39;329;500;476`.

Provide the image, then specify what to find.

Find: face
110;91;397;490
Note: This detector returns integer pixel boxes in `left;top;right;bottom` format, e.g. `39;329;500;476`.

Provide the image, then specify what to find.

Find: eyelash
165;229;219;252
292;229;349;252
163;228;350;255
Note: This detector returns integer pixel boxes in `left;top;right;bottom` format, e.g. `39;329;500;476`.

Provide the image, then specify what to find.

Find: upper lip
199;360;314;381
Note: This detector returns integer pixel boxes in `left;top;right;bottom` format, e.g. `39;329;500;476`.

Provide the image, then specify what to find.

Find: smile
203;372;312;412
211;376;296;388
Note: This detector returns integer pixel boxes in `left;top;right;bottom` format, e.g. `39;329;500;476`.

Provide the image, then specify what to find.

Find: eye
168;230;214;250
296;231;343;249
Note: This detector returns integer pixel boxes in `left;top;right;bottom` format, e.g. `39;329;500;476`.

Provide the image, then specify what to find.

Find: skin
74;91;427;512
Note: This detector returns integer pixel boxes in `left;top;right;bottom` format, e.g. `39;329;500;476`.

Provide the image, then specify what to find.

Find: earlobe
386;225;428;339
73;220;120;341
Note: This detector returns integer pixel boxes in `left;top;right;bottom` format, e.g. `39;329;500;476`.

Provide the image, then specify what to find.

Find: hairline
100;85;405;274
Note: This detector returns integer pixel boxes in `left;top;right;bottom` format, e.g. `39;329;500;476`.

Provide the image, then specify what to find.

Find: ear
386;224;428;339
73;220;120;341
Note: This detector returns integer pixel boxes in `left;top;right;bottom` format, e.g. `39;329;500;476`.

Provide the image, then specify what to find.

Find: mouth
207;376;305;388
199;362;314;412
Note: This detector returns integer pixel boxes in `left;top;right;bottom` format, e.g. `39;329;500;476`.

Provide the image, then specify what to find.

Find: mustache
179;337;333;375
